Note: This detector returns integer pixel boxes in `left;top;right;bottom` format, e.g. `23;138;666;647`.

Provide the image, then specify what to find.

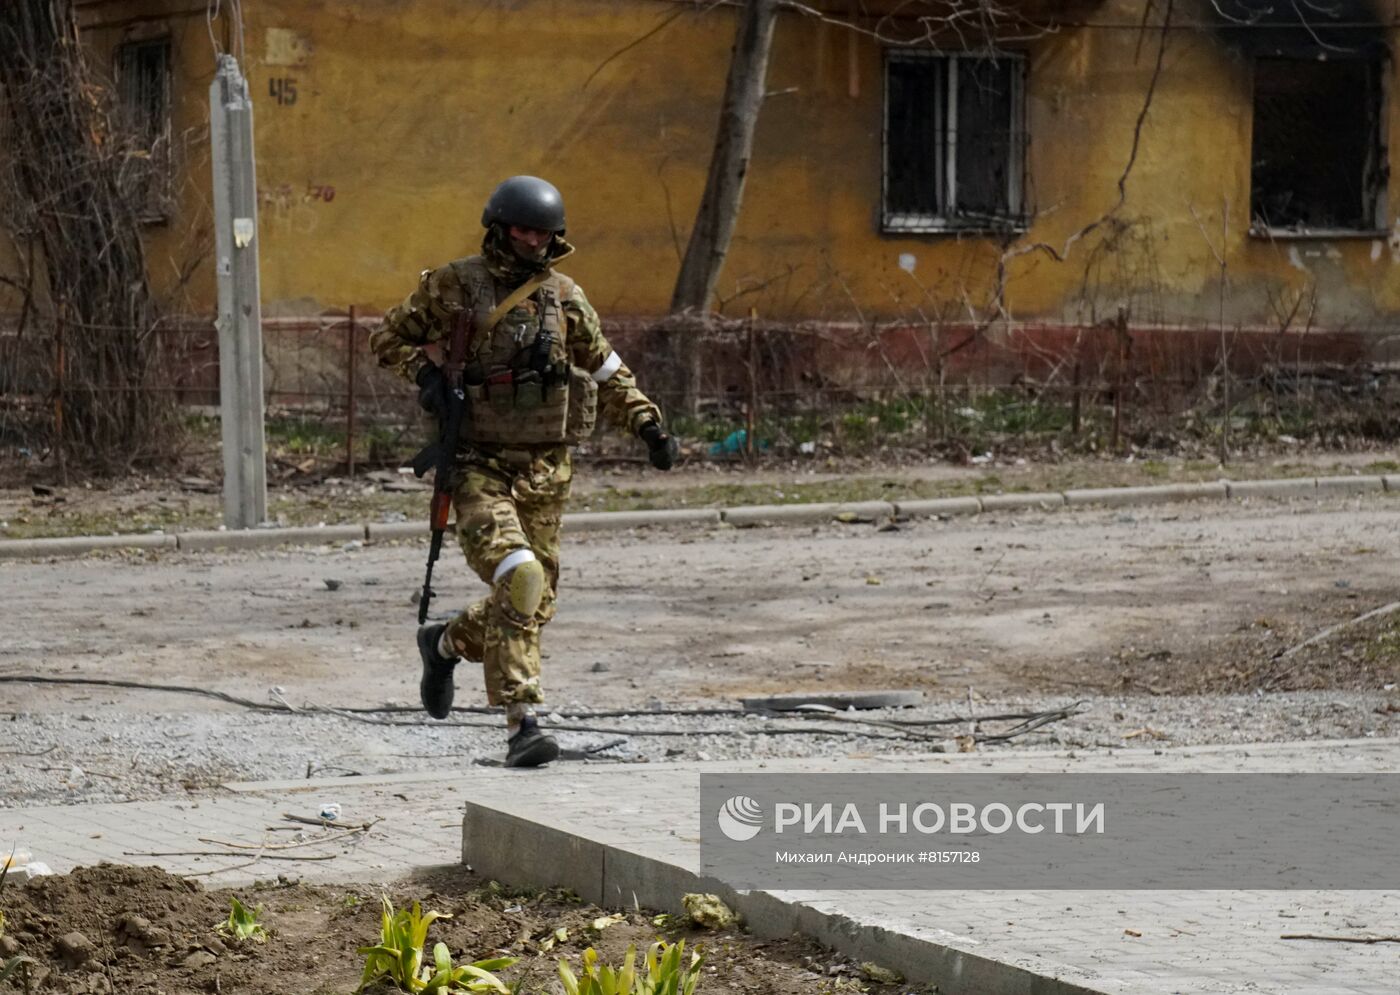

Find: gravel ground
2;688;1395;808
3;491;1399;808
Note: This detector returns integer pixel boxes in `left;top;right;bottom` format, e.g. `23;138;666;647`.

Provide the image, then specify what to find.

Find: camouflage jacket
369;240;661;437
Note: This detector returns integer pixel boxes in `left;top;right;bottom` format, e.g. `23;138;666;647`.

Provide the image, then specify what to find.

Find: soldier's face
508;225;551;261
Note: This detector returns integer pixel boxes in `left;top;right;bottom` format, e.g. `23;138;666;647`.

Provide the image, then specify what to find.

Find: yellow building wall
44;0;1400;334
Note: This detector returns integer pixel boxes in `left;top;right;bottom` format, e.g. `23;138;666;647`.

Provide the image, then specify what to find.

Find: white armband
591;351;623;383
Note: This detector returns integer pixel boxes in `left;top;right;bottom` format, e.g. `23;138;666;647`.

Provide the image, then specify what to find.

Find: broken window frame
1247;52;1391;240
114;35;174;224
881;49;1028;235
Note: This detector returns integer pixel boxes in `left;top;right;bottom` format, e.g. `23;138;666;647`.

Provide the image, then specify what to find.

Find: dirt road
2;491;1398;805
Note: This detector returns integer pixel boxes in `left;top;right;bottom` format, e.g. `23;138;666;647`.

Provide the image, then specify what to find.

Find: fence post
746;308;757;460
54;300;66;486
1070;354;1082;437
1111;306;1129;454
346;306;358;477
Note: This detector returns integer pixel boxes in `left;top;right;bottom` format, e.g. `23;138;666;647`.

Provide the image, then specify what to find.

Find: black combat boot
416;623;458;720
505;716;559;768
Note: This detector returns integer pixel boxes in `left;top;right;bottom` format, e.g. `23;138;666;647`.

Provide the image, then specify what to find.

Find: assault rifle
410;310;471;624
406;270;551;624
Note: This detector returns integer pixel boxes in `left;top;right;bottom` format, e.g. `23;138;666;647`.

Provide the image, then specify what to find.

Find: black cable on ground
0;674;1084;744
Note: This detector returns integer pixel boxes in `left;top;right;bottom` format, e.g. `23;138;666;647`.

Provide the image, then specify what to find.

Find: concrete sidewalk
3;739;1397;994
459;740;1400;995
2;471;1396;559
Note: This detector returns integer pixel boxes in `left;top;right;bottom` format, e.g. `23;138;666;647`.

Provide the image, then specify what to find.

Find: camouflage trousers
442;445;571;707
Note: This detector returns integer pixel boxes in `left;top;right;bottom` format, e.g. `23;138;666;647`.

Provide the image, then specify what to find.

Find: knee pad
493;549;545;618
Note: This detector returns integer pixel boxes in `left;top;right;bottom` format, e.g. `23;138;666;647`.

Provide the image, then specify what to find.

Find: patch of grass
1363;619;1400;665
1365;460;1400;474
0;503;212;540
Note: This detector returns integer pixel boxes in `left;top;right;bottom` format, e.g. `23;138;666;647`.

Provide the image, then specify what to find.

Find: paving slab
458;740;1400;995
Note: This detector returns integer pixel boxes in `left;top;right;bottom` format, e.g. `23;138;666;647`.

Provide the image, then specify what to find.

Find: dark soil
0;864;909;994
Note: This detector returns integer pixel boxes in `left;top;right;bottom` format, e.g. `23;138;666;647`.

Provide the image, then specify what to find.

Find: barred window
116;38;173;222
1250;56;1387;234
883;51;1026;233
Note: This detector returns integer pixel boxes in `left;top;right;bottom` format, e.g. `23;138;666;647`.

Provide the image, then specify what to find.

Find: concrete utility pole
209;54;267;528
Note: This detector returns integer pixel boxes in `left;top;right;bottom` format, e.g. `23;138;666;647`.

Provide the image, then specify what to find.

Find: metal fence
2;309;1398;475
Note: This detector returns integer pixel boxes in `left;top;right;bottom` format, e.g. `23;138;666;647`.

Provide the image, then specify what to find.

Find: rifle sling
443;269;551;382
480;269;552;339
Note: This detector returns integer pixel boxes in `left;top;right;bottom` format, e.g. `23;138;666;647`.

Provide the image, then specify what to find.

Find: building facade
17;0;1400;358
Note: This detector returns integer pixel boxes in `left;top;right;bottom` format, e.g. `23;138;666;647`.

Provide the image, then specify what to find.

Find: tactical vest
448;256;597;447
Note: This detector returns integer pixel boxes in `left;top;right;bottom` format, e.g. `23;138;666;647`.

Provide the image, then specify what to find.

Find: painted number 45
268;77;297;106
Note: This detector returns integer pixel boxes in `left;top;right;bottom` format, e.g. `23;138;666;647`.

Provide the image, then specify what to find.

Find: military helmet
481;175;566;233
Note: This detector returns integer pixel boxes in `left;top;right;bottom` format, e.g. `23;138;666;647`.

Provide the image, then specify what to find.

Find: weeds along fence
2;308;1398;477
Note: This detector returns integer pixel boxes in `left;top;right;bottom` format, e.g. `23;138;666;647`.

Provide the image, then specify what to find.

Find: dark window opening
884;51;1025;233
1250;57;1387;233
116;38;172;222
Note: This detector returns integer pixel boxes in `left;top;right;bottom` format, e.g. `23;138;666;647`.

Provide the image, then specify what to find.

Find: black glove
639;421;680;471
415;362;448;417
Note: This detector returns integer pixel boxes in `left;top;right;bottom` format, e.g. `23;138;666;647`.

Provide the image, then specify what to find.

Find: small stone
117;913;170;950
589;661;610;673
182;950;217;969
323;578;343;591
57;930;96;966
0;934;21;956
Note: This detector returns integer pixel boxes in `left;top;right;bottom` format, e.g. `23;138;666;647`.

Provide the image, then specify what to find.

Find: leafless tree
662;0;1060;413
0;0;175;474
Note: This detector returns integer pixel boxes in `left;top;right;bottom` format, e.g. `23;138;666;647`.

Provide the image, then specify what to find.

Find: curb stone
1064;482;1227;507
978;491;1065;512
892;496;982;519
721;500;895;527
1;475;1395;560
175;524;368;552
460;807;1098;995
565;508;722;532
365;521;424;542
1225;477;1317;500
1314;474;1385;495
0;533;176;559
